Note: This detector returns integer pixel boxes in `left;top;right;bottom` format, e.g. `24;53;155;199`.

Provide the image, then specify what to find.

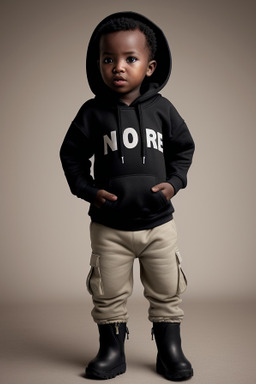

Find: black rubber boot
152;322;193;381
85;322;129;380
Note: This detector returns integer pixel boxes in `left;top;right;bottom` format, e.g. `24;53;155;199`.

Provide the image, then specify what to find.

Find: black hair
96;17;157;60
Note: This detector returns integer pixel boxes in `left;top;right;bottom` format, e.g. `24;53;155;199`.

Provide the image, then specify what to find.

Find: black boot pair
85;322;193;381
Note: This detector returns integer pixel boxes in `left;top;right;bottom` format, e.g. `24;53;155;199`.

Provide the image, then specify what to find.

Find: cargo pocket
86;253;104;296
175;250;188;294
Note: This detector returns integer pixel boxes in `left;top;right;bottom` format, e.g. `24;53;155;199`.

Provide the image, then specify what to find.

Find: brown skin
99;29;156;106
94;29;174;208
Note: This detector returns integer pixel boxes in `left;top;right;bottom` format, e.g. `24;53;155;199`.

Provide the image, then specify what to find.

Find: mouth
113;77;127;86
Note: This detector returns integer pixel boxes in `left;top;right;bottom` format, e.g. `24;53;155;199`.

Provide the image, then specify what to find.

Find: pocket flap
87;253;104;296
90;253;100;267
178;268;187;294
175;250;182;264
175;250;187;294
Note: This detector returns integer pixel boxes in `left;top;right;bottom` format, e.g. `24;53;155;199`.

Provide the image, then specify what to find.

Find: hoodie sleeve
164;104;195;194
60;122;98;203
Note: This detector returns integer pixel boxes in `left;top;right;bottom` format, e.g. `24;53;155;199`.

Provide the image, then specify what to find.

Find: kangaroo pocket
103;174;168;219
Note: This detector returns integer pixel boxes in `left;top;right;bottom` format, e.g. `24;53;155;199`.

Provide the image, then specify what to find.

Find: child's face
99;29;156;105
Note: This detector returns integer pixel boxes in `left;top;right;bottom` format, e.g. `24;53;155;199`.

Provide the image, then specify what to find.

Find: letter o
123;128;138;149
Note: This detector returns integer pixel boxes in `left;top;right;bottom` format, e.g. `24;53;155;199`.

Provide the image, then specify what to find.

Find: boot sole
85;363;126;380
157;357;193;381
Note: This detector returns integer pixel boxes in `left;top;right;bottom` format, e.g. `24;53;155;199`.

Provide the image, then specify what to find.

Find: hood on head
86;11;172;99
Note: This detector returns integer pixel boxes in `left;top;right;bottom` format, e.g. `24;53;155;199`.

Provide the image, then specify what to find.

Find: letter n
104;131;117;155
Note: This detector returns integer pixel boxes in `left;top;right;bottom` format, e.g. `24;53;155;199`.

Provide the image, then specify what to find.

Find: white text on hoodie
104;128;163;155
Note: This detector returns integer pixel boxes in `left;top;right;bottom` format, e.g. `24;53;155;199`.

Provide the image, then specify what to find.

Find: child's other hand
94;189;118;208
152;182;175;201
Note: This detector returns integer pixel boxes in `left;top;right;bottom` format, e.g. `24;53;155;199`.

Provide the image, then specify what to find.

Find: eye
103;57;113;64
126;56;137;63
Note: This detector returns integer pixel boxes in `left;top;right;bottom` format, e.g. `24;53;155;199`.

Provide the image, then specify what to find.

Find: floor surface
0;298;255;384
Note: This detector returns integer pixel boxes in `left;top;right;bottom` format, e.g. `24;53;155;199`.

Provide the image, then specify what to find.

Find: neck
119;91;140;106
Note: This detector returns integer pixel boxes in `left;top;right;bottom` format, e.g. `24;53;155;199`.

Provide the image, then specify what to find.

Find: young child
60;11;195;381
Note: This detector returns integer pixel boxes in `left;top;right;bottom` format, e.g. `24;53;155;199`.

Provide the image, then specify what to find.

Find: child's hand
94;189;118;208
152;182;175;201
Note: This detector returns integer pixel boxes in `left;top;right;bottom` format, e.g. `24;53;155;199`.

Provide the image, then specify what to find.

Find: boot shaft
98;322;129;348
152;322;181;350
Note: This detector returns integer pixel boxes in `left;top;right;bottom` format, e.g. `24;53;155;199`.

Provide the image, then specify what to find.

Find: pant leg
137;220;187;323
87;222;135;324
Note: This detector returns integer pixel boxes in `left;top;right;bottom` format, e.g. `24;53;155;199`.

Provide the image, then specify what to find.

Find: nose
112;60;125;73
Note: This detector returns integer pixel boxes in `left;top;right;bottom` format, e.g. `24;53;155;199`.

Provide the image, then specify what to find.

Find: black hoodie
60;11;195;231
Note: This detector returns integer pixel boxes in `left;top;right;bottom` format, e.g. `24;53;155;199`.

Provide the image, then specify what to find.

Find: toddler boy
60;11;195;381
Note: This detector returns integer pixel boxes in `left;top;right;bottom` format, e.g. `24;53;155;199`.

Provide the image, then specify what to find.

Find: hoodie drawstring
117;104;146;165
117;106;125;164
138;104;146;164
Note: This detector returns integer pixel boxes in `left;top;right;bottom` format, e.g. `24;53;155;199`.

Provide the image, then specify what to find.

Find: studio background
1;0;255;306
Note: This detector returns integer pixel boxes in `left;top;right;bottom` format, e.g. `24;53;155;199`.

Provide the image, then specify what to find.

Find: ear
146;60;157;77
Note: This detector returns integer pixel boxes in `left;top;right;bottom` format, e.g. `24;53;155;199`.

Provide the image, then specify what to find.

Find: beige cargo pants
86;220;187;324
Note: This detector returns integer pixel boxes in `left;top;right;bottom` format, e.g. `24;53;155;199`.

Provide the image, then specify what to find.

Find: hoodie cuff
167;176;185;195
80;185;99;203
